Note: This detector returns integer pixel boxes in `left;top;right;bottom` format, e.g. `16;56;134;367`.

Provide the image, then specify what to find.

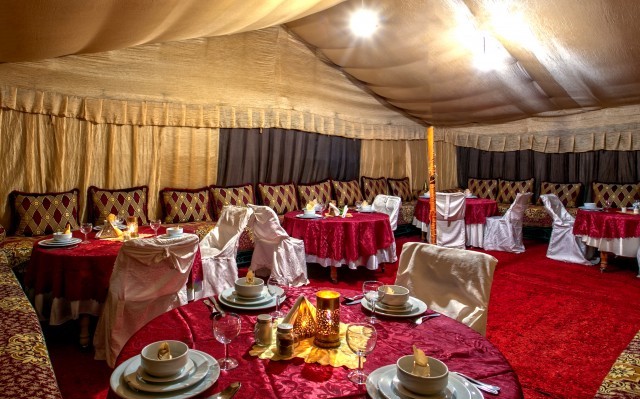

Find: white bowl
140;340;189;377
166;227;183;236
583;202;597;209
379;285;410;306
361;205;373;212
234;277;264;298
303;209;316;215
396;354;448;396
52;232;72;242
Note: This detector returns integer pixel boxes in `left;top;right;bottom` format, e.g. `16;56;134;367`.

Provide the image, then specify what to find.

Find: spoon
413;313;441;325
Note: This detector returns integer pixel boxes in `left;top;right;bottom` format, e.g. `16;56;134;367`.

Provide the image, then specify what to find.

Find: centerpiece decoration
313;290;341;349
282;296;317;339
126;216;139;238
95;213;123;239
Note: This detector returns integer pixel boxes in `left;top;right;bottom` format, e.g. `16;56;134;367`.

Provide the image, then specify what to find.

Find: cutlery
454;372;500;395
208;296;226;317
203;299;219;318
344;294;364;302
343;298;362;306
412;313;441;325
207;381;241;399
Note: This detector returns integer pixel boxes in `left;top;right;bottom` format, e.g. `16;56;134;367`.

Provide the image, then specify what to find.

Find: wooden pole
427;126;437;244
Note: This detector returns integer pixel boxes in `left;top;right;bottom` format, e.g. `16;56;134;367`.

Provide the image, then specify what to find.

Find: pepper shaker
254;314;273;346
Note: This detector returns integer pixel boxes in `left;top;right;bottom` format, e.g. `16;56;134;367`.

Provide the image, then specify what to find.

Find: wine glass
363;281;385;324
80;223;92;244
267;276;286;319
150;219;161;236
212;312;241;370
346;323;377;384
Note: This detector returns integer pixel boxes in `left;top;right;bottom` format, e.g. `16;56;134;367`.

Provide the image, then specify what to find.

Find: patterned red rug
45;236;640;399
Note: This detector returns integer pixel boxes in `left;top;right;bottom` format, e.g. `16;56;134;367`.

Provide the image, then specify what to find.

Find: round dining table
109;286;523;399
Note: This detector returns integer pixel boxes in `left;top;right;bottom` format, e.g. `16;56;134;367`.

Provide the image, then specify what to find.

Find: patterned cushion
331;180;364;207
387;177;413;202
536;182;583;208
160;187;213;223
498;203;578;228
0;236;38;270
467;178;498;200
591;182;640;208
257;182;299;215
10;189;80;236
210;184;255;219
297;180;333;206
88;186;149;226
497;178;535;204
0;223;5;241
360;176;388;203
398;200;417;226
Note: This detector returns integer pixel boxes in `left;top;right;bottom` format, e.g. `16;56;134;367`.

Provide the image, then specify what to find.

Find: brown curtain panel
217;128;360;186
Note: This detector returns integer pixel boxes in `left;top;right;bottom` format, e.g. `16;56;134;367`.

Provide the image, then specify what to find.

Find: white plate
123;353;207;393
465;195;478;199
111;349;219;399
221;287;273;306
376;301;415;314
296;213;322;219
578;206;601;211
218;286;285;310
358;209;375;213
362;297;427;318
136;357;196;383
158;233;185;239
38;237;83;247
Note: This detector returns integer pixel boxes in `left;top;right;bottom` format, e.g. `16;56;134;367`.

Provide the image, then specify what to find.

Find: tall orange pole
427;126;437;244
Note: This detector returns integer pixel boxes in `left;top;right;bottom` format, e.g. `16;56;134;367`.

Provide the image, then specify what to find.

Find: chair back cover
94;234;199;367
435;192;466;248
395;242;497;335
540;194;592;265
372;194;402;230
504;192;532;223
482;192;532;253
199;205;252;298
248;204;308;287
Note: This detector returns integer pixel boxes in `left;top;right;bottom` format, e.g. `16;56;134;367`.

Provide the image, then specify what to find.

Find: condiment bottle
254;314;273;346
276;323;295;357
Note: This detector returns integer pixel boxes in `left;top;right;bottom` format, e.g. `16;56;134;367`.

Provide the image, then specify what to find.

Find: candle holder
314;290;341;349
126;216;139;238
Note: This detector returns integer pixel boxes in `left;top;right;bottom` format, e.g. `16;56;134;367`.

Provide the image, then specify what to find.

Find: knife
343;299;362;306
207;381;241;399
208;295;226;317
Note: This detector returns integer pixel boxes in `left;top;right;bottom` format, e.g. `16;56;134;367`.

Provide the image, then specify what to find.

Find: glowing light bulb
350;9;378;37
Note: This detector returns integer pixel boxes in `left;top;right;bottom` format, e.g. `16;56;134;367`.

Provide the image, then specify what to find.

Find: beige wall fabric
434;140;458;191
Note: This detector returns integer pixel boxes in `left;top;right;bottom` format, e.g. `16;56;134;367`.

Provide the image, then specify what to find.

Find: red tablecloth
111;286;523;399
282;211;395;264
414;198;498;225
573;209;640;239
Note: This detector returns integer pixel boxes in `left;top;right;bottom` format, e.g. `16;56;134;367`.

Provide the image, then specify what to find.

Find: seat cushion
257;182;299;215
536;182;583;208
209;183;255;219
10;189;80;236
331;180;364;207
467;178;498;200
0;236;38;270
398;200;417;226
497;178;535;204
591;182;640;208
160;187;213;223
361;176;388;203
297;180;332;207
387;177;413;202
88;185;149;226
497;203;578;228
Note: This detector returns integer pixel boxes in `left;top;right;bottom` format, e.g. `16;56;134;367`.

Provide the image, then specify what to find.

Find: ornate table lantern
314;290;341;349
126;216;139;238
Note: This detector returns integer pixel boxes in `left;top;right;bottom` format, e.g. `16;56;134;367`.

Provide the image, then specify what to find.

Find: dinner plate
296;213;322;219
123;352;209;393
362;297;427;318
465;195;478;199
358;209;375;213
578;206;602;211
158;233;185;239
137;357;196;383
218;286;285;310
110;349;218;399
38;237;83;247
376;301;415;314
221;287;274;306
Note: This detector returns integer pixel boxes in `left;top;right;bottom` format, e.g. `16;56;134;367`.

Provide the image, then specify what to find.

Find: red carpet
45;235;640;399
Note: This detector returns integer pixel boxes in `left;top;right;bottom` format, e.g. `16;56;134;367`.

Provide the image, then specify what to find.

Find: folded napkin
385;286;395;294
412;345;431;377
64;223;71;234
282;295;317;339
341;205;348;218
95;213;123;239
328;203;341;216
361;200;369;208
306;199;317;211
157;341;172;360
246;269;255;285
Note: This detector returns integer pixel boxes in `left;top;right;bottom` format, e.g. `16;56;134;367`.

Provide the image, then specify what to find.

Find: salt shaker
276;323;295;357
253;314;273;346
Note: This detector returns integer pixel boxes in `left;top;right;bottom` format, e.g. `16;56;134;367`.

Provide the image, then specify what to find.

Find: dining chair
395;242;498;335
482;192;533;253
198;205;252;298
93;234;200;367
540;194;594;265
247;204;309;287
372;194;402;230
434;192;466;249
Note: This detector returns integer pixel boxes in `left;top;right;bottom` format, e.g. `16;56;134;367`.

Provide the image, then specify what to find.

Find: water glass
346;323;377;384
267;276;286;319
80;223;92;244
212;312;241;370
363;281;385;324
150;219;161;236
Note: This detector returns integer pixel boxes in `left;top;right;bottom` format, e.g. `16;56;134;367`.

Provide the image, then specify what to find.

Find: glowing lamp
314;290;341;349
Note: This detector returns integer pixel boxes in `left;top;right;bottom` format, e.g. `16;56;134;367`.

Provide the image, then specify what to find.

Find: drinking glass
150;219;161;236
80;223;93;244
267;276;286;319
363;281;385;324
346;323;377;384
212;312;241;370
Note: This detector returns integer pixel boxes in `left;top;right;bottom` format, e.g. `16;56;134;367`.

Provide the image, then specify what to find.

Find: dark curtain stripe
217;128;360;187
457;147;640;203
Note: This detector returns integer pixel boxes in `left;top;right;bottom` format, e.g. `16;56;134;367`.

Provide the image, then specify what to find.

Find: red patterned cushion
10;189;80;237
536;182;583;208
497;178;534;204
467;178;498;200
331;180;364;207
160;187;213;223
387;177;413;202
88;186;149;226
591;182;640;208
297;180;333;206
0;224;5;241
361;176;388;203
257;183;299;215
210;184;255;219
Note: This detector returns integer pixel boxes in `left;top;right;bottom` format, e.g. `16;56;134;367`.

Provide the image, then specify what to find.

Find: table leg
79;315;91;348
600;251;608;273
330;267;338;284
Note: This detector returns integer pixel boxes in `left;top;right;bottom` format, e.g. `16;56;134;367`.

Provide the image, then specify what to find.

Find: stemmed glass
363;281;385;324
346;323;377;384
150;219;161;236
212;312;241;370
267;276;287;319
80;223;93;244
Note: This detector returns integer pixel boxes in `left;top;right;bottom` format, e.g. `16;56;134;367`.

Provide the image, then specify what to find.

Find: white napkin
328;203;341;216
341;205;348;218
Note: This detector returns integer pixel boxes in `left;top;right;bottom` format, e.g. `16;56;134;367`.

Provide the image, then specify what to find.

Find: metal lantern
313;290;341;349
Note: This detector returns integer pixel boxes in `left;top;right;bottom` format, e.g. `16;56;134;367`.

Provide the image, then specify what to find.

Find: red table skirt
573;209;640;239
414;198;498;225
110;286;523;399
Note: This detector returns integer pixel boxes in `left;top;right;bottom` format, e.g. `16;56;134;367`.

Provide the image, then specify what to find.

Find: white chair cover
94;234;199;367
395;242;497;335
636;247;640;278
248;204;308;287
482;192;533;253
372;194;402;231
435;192;466;249
198;206;252;299
540;194;593;265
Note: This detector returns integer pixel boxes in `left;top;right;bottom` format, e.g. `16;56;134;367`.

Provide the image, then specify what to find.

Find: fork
203;299;219;318
412;313;441;325
454;372;501;395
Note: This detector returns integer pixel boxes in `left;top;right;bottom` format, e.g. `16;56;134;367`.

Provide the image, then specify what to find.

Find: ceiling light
350;8;379;37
